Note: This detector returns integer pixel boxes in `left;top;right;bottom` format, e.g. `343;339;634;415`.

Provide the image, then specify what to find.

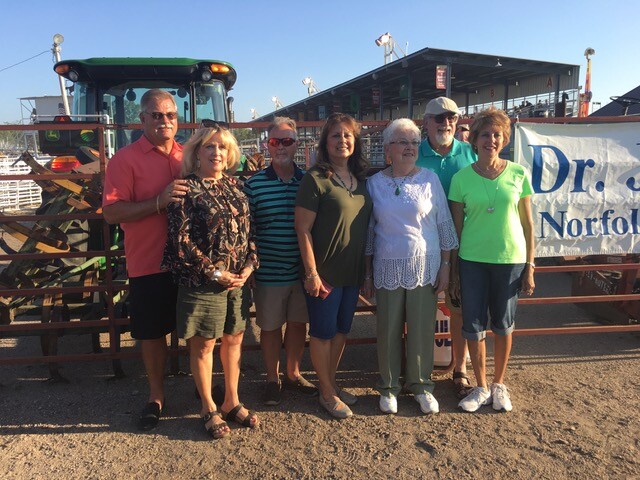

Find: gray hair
140;89;176;112
382;118;421;145
268;116;297;137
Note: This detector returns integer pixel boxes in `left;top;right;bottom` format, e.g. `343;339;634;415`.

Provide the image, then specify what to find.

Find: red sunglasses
268;137;296;147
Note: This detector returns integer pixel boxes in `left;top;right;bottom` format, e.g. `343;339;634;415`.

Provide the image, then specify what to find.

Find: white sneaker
491;383;513;412
379;394;397;414
458;387;492;412
415;392;439;414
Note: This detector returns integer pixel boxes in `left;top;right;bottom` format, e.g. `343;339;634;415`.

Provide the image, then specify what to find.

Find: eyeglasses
268;137;296;147
144;111;178;121
431;113;459;124
199;119;230;129
390;140;420;148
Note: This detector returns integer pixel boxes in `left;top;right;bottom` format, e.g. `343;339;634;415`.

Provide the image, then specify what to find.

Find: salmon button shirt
102;135;183;278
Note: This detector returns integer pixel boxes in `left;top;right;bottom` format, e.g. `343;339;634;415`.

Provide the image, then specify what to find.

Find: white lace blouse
365;167;459;290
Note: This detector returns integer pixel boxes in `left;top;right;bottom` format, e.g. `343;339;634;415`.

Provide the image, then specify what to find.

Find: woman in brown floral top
162;124;259;439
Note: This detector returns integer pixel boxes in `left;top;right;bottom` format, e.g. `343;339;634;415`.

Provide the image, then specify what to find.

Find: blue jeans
459;259;525;341
304;285;360;340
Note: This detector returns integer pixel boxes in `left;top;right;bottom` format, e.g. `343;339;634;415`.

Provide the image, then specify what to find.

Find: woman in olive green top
295;113;372;419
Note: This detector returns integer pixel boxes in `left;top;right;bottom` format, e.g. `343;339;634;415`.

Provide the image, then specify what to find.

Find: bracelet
304;271;319;281
156;195;161;215
442;260;451;266
364;275;372;280
525;261;536;269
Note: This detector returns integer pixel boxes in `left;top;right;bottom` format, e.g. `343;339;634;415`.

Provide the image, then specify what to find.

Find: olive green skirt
176;283;250;340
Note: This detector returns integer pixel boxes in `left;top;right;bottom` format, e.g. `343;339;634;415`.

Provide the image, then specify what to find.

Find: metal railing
0;118;638;371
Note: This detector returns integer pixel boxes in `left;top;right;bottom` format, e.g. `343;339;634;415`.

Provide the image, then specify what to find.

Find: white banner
514;122;640;257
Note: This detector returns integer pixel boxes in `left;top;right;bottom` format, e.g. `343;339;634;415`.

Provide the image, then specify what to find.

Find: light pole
374;32;407;65
51;34;71;115
271;96;283;110
302;77;319;96
579;47;595;117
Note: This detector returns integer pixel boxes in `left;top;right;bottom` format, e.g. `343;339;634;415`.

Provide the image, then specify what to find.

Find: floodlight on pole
374;32;407;65
271;96;283;110
302;76;320;96
578;47;595;117
51;33;71;115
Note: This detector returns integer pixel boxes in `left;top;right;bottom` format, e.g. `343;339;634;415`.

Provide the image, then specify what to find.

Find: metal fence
0;155;51;210
0;119;638;372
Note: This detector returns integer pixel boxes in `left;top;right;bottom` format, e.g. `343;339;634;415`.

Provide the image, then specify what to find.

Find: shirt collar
137;134;182;155
265;163;304;182
420;137;461;158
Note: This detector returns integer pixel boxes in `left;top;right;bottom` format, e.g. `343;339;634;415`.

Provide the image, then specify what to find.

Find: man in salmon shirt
103;89;188;431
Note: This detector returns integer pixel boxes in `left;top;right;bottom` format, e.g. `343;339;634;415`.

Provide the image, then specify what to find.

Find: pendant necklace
473;161;505;213
481;178;499;213
389;165;415;196
333;169;354;197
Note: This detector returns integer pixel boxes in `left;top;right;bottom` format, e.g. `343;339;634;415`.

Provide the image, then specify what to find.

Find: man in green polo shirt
244;117;318;406
416;97;476;399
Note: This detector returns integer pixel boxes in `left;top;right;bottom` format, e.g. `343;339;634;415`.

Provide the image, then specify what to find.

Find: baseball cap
425;97;459;116
457;124;470;131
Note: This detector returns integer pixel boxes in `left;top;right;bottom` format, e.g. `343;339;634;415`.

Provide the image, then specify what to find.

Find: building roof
590;84;640;116
257;46;579;121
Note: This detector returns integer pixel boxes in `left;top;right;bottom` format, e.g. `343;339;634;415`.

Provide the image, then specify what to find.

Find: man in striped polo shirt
244;117;318;406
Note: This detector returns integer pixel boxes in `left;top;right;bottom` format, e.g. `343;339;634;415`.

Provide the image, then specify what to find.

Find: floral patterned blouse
162;173;259;288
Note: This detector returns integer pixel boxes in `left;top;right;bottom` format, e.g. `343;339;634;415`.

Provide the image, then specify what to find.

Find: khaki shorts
253;283;309;331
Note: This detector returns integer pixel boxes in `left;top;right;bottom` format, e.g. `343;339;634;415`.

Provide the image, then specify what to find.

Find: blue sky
0;0;638;123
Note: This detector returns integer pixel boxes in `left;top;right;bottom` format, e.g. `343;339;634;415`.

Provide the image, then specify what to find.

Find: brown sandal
202;411;230;439
453;371;473;399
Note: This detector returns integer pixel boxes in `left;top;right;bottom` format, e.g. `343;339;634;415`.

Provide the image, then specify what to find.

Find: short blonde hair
181;126;241;177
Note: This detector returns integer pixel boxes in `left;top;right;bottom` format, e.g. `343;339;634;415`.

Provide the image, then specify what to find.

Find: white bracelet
156;195;161;215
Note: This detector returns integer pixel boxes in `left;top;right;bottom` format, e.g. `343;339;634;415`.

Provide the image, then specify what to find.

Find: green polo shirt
416;137;476;195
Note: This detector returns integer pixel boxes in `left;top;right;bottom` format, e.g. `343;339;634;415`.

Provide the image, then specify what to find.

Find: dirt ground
1;272;639;480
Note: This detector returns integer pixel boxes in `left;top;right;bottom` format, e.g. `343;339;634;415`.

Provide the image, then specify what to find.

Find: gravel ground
1;273;639;479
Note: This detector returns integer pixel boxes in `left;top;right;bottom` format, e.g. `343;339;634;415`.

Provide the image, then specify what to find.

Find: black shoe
283;375;319;397
263;381;282;406
194;385;226;406
138;401;162;431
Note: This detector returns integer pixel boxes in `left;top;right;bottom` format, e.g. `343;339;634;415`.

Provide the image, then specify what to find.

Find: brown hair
469;108;512;153
315;113;369;181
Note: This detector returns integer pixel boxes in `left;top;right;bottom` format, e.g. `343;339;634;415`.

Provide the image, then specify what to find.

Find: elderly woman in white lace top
363;118;459;415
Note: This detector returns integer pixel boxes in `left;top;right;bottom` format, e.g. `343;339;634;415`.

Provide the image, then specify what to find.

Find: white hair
382;118;421;145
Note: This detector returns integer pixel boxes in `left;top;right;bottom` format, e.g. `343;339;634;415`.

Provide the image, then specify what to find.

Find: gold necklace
473;160;504;179
333;169;354;197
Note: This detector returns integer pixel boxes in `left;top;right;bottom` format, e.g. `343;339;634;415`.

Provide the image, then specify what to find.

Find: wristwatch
213;268;223;280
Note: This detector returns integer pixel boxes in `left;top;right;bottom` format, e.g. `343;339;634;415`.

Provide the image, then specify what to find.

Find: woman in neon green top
448;108;535;413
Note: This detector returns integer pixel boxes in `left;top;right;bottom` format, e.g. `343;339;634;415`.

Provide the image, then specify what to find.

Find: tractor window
195;81;227;122
102;87;192;147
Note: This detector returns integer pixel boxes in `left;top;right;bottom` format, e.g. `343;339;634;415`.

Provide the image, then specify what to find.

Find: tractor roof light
54;64;70;75
210;63;230;73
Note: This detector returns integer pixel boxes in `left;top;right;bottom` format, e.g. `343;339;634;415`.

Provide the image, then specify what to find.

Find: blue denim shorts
304;285;360;340
459;259;525;341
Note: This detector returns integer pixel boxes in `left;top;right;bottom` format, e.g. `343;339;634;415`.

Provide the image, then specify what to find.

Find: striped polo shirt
243;164;305;285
